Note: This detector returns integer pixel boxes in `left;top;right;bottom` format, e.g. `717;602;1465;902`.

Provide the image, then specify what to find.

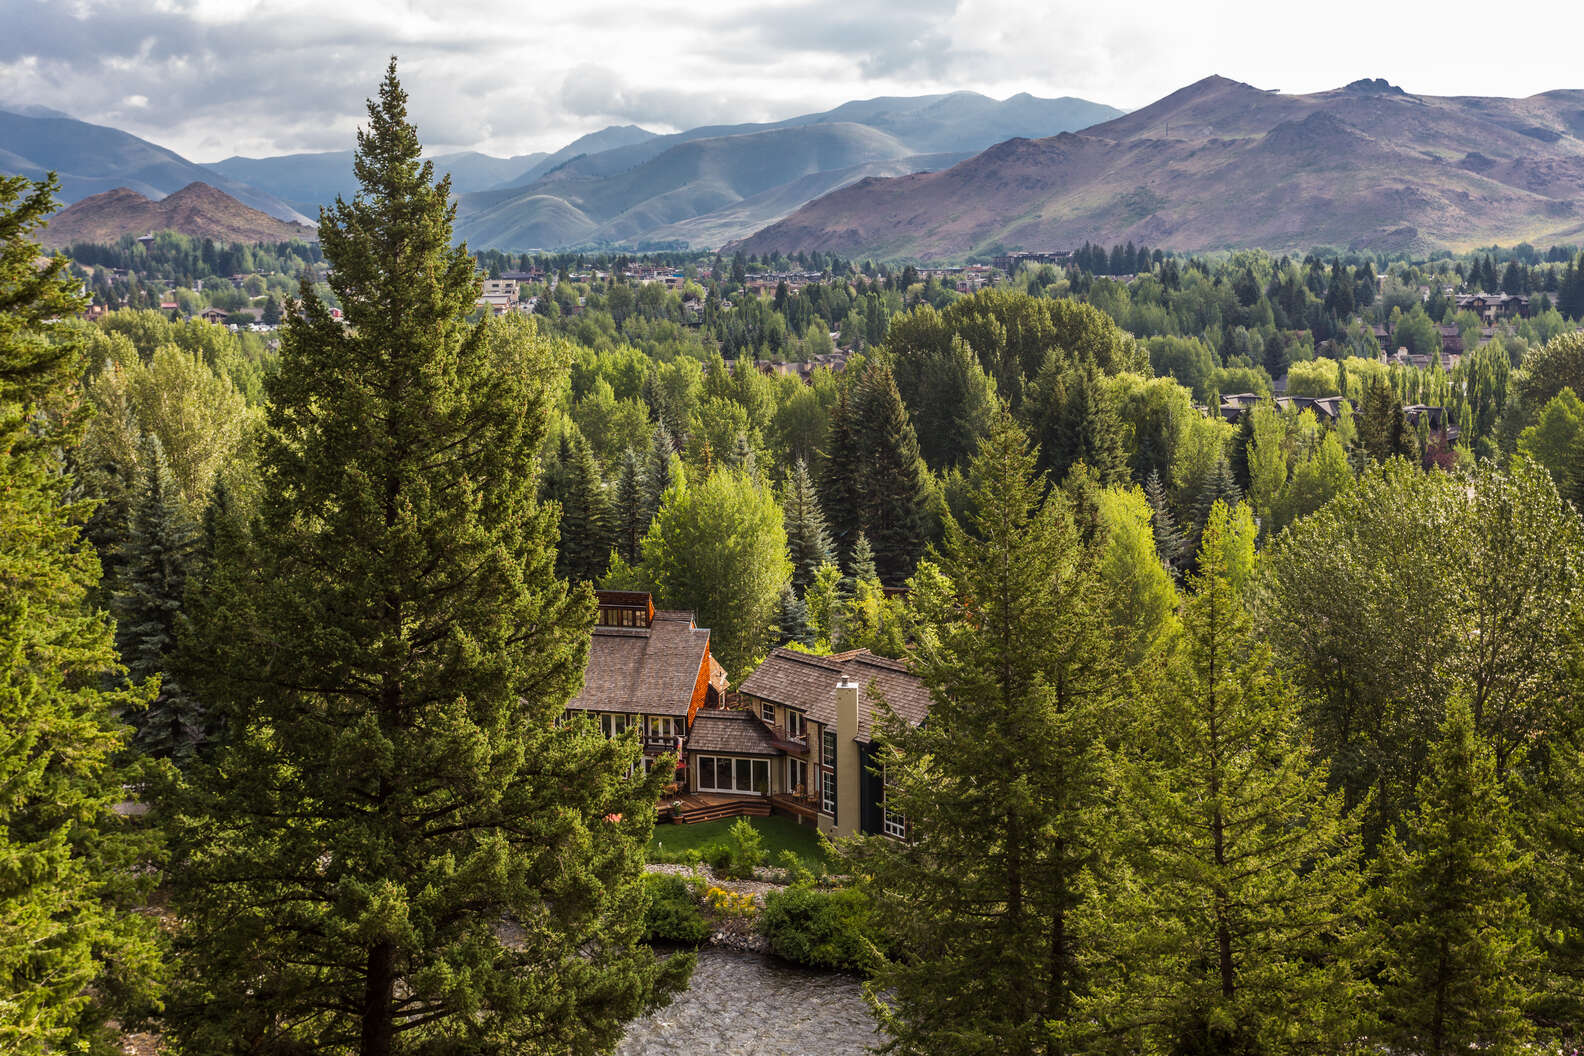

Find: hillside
206;148;552;216
733;76;1584;259
0;109;310;224
40;182;317;248
453;91;1122;249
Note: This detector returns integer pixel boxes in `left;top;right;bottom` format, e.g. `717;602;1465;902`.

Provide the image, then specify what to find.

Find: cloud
2;0;1583;163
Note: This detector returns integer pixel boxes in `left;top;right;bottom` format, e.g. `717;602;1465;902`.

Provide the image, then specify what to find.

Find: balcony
761;724;809;755
768;792;821;821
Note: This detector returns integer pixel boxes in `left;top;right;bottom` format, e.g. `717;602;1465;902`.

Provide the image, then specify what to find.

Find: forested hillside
13;66;1584;1056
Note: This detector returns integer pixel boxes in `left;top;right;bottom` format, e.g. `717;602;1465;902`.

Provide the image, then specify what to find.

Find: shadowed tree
166;63;685;1056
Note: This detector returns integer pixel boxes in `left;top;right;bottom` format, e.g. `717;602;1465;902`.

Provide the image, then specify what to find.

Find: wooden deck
660;792;772;825
768;793;821;822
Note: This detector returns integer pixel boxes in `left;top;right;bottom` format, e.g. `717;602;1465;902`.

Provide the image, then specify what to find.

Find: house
567;591;726;773
199;307;229;324
718;647;931;840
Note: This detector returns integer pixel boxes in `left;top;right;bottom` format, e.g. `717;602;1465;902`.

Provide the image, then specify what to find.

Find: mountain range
1;94;1121;251
0;108;312;225
734;76;1584;259
38;182;316;248
449;93;1122;249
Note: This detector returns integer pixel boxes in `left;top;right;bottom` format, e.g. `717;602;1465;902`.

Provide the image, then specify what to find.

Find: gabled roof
739;647;931;743
568;610;709;717
686;710;782;757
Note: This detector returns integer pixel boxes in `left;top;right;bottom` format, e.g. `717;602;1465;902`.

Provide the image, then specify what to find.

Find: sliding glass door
695;755;769;795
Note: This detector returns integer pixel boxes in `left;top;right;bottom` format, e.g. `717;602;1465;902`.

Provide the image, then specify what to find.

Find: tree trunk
360;939;396;1056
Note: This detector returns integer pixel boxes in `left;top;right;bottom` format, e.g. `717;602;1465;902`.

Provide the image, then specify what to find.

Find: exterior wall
686;643;713;726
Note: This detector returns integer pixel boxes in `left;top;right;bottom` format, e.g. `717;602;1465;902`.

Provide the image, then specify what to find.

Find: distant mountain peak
1344;77;1406;95
41;181;315;248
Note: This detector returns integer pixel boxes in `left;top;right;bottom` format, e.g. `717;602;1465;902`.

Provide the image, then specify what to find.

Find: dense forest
10;64;1584;1056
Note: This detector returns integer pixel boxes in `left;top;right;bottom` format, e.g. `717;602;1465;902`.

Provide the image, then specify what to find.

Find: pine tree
772;584;812;647
1185;455;1242;565
849;412;1125;1055
558;431;613;583
850;360;929;583
782;458;833;593
0;171;162;1050
112;433;202;760
1098;502;1368;1054
848;531;878;584
1144;468;1182;575
167;64;685;1055
612;446;646;564
1371;700;1534;1056
641;421;674;526
1034;359;1128;486
821;385;863;563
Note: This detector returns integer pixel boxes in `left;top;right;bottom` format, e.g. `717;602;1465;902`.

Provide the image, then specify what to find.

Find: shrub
759;886;876;972
642;873;709;945
707;818;766;880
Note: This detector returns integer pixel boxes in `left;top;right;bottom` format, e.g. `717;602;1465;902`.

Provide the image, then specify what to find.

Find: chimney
835;681;861;837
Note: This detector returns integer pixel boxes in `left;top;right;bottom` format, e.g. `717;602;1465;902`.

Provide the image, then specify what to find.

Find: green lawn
649;815;828;870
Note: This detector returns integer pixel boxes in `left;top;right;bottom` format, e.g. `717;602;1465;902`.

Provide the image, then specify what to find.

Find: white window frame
820;768;836;815
760;701;775;723
647;715;678;741
695;755;770;795
882;763;906;839
787;709;807;739
788;757;808;798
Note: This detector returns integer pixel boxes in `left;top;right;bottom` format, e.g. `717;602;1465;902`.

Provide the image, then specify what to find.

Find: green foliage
707;817;767;880
166;65;684;1055
782;457;833;593
1371;700;1535;1055
112;434;203;760
824;360;930;583
1094;484;1178;663
1264;457;1584;842
1094;503;1368;1055
848;412;1127;1054
759;887;877;973
1517;387;1584;500
641;874;710;946
0;171;162;1054
636;465;790;674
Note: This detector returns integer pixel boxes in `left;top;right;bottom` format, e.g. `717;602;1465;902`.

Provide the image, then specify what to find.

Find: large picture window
695;755;769;795
647;716;679;741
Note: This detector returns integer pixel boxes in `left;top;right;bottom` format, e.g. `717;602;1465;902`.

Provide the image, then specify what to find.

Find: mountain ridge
39;182;317;248
732;75;1584;259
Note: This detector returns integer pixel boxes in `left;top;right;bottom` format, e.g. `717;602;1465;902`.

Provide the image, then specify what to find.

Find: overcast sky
3;0;1583;163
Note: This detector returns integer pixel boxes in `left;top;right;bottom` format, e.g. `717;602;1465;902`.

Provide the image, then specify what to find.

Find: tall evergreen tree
782;457;833;593
1097;503;1368;1055
772;584;813;648
1371;700;1534;1056
641;421;674;527
849;413;1124;1055
0;171;162;1051
1358;375;1415;463
112;433;202;760
612;446;646;564
1185;456;1241;564
1144;469;1182;575
821;385;863;563
850;360;929;583
558;431;613;583
167;64;684;1055
1031;358;1128;486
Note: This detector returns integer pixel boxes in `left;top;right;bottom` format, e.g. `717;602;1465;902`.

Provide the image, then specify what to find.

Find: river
617;948;881;1056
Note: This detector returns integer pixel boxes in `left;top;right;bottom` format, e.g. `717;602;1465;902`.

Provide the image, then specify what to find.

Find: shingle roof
685;710;782;756
739;648;931;743
568;611;709;717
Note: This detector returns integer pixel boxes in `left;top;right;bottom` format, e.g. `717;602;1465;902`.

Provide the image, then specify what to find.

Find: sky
3;0;1583;163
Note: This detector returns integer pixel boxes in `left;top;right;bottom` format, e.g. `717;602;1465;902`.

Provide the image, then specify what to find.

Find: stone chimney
834;681;862;837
